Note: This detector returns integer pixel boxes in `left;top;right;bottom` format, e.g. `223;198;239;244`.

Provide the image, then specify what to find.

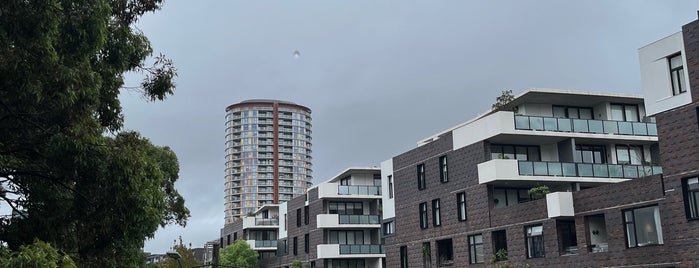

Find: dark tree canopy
0;0;188;267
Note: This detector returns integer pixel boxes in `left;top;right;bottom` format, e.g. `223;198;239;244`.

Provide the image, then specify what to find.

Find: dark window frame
615;144;644;165
432;199;441;227
468;234;484;264
400;246;409;268
383;221;395;236
296;208;301;227
293;236;298;256
388;175;394;199
419;202;429;229
684;177;699;220
623;205;664;248
492;230;508;261
304;206;309;225
552;105;594;119
457;192;467;221
436;239;454;266
575;144;607;164
304;233;309;253
557;220;578;255
669;53;686;95
328;201;363;215
610;103;640;122
525;224;545;258
490;144;541;161
417;164;426;190
439;155;448;183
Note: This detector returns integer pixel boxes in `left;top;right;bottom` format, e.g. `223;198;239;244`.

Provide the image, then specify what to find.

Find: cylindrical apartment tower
224;100;312;223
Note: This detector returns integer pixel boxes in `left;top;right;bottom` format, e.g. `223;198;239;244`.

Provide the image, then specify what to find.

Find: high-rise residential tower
224;100;313;224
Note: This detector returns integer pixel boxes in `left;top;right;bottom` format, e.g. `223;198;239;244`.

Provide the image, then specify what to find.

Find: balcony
514;115;657;136
242;217;279;229
317;244;385;259
317;183;382;199
316;214;381;228
338;185;381;196
518;161;662;179
247;240;277;251
478;159;662;184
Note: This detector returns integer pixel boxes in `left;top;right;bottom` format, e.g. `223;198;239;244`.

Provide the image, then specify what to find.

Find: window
296;209;301;227
615;145;643;165
490;144;540;161
293;236;298;255
585;214;608;253
493;188;532;208
457;192;467;221
304;206;309;225
492;230;508;261
374;174;382;186
526;225;544;258
227;234;231;246
277;239;288;256
468;234;484;264
684;177;699;219
439;156;448;183
383;221;395;236
557;220;578;255
624;205;663;247
400;246;409;268
388;175;394;199
419;202;429;229
610;104;640;122
574;145;606;164
233;232;237;241
304;234;309;253
328;202;363;215
328;230;364;244
553;105;593;119
436;239;453;266
284;213;287;230
422;242;431;268
432;199;441;227
329;259;365;268
340;176;351;186
417;164;426;190
669;53;686;95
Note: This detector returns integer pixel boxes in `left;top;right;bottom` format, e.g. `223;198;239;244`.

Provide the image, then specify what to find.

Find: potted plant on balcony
528;185;550;200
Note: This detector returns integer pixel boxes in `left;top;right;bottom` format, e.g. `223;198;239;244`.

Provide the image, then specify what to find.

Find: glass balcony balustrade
338;244;384;254
514;115;657;136
337;185;382;196
255;240;277;248
518;161;662;179
254;218;279;226
338;215;380;224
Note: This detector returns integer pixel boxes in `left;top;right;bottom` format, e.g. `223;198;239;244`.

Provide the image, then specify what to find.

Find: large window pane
624;206;663;247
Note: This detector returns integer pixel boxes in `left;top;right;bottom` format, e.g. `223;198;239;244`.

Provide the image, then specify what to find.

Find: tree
0;239;76;268
492;90;517;112
0;0;188;267
219;240;258;268
158;237;203;268
291;259;310;268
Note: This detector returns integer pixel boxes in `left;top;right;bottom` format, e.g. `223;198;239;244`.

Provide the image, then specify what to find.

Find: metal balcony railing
518;161;662;179
338;244;384;254
338;215;380;224
514;115;657;136
337;185;382;196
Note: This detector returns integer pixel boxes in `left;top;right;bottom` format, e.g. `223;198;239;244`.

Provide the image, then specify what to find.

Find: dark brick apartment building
380;13;699;268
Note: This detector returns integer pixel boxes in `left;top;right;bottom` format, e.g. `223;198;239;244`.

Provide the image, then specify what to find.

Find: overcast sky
120;1;699;253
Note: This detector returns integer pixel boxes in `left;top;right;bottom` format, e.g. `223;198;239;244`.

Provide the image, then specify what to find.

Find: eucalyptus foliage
0;0;189;266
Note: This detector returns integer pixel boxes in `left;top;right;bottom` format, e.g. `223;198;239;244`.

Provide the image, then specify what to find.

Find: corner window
623;205;663;248
432;199;441;227
388;175;394;199
684;177;699;219
439;156;448;183
557;220;578;255
468;234;484;264
383;221;395;236
525;225;544;258
419;202;429;229
436;239;453;266
400;246;409;268
417;164;426;190
669;53;686;95
457;192;467;221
